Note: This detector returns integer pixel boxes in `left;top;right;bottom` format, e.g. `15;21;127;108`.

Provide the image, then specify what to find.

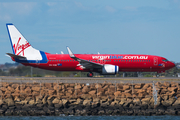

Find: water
0;116;179;120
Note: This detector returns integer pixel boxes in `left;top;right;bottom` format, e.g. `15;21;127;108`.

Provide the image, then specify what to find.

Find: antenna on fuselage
61;51;64;54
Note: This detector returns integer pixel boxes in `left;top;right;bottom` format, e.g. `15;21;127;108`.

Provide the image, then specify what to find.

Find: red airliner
6;23;175;77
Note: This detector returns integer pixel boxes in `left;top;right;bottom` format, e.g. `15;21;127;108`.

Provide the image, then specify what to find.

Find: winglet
67;47;75;58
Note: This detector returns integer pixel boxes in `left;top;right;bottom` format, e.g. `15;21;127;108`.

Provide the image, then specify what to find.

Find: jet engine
101;65;119;74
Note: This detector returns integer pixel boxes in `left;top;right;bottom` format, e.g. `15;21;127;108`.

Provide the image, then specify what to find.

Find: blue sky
0;0;180;64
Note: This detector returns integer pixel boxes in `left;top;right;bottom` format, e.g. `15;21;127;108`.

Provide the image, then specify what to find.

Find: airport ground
0;76;180;83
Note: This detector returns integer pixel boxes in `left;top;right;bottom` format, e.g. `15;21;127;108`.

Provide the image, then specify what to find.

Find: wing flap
66;47;103;69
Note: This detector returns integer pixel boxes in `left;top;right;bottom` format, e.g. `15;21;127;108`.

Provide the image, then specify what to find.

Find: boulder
44;83;52;89
7;86;15;92
11;84;20;89
173;98;180;106
29;99;35;105
133;98;141;106
5;98;14;106
24;87;32;94
123;85;130;90
62;99;68;105
0;99;4;106
119;98;127;105
101;101;109;107
81;94;92;99
83;99;92;106
36;95;43;104
168;87;178;92
110;101;119;106
32;86;40;92
52;98;61;104
48;89;56;95
89;90;96;96
123;99;133;107
114;91;121;97
162;98;176;107
142;83;150;90
163;82;170;87
76;84;82;89
134;83;142;89
1;87;7;92
82;85;90;93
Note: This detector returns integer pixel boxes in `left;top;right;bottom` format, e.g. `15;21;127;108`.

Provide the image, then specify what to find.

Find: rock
82;85;90;93
32;86;40;92
24;87;32;94
173;98;180;106
101;101;109;107
124;92;132;98
76;84;82;89
162;98;176;107
134;83;142;89
29;99;35;105
98;109;105;115
114;91;121;97
83;99;92;106
44;83;52;89
123;99;133;107
163;82;170;87
133;98;141;106
168;87;178;92
119;98;127;105
89;90;96;96
62;99;68;106
142;83;150;90
7;86;15;92
52;98;60;104
110;101;119;106
72;98;83;105
141;97;151;103
35;95;43;104
81;94;92;99
123;85;130;90
48;90;56;95
11;84;20;89
5;98;14;106
0;99;4;106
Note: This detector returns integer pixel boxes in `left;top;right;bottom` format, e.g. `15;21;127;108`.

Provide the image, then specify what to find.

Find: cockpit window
162;59;168;62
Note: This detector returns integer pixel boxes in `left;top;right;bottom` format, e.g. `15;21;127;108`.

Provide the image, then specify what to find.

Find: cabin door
153;57;158;66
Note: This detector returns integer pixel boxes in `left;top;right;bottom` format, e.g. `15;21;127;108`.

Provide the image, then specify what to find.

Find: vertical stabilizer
6;23;42;60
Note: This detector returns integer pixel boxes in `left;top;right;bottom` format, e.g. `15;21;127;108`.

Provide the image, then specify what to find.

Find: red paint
23;54;175;73
13;37;31;56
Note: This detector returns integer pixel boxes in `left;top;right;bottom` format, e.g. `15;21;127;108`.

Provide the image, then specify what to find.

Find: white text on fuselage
92;55;148;60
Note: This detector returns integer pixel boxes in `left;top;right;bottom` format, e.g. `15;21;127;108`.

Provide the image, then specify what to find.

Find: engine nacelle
102;65;119;75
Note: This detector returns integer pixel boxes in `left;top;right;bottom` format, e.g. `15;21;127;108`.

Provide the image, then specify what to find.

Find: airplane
6;23;175;77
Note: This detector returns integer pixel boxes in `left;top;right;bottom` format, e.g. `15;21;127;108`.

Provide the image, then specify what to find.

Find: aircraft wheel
156;74;160;78
87;72;93;77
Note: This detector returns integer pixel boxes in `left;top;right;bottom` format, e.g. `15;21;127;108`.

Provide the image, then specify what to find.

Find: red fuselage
22;53;175;73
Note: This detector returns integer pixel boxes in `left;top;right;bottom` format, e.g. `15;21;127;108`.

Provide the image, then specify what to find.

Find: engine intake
102;65;119;75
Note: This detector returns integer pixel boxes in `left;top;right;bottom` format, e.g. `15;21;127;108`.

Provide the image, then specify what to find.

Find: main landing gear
87;72;93;77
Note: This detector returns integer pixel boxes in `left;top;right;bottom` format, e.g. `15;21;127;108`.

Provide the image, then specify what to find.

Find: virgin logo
13;37;31;56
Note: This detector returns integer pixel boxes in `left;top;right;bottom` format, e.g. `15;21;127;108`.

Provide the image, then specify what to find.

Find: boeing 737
6;23;175;77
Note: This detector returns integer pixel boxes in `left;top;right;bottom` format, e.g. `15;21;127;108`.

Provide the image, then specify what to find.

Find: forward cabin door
154;57;158;66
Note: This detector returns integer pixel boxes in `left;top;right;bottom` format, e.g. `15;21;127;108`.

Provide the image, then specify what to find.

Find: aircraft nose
169;61;176;68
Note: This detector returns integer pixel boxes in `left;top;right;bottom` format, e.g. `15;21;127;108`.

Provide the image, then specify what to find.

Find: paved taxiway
0;77;180;83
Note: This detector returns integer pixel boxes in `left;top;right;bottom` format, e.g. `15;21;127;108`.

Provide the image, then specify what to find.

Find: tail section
6;23;42;61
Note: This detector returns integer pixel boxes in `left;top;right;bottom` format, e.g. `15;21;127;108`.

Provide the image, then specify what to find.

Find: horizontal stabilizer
6;53;26;60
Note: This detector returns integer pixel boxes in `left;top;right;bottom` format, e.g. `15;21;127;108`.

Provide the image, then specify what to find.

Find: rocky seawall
0;81;180;116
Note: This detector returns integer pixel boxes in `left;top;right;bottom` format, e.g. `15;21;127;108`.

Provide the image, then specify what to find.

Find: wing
6;53;27;60
66;47;103;69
